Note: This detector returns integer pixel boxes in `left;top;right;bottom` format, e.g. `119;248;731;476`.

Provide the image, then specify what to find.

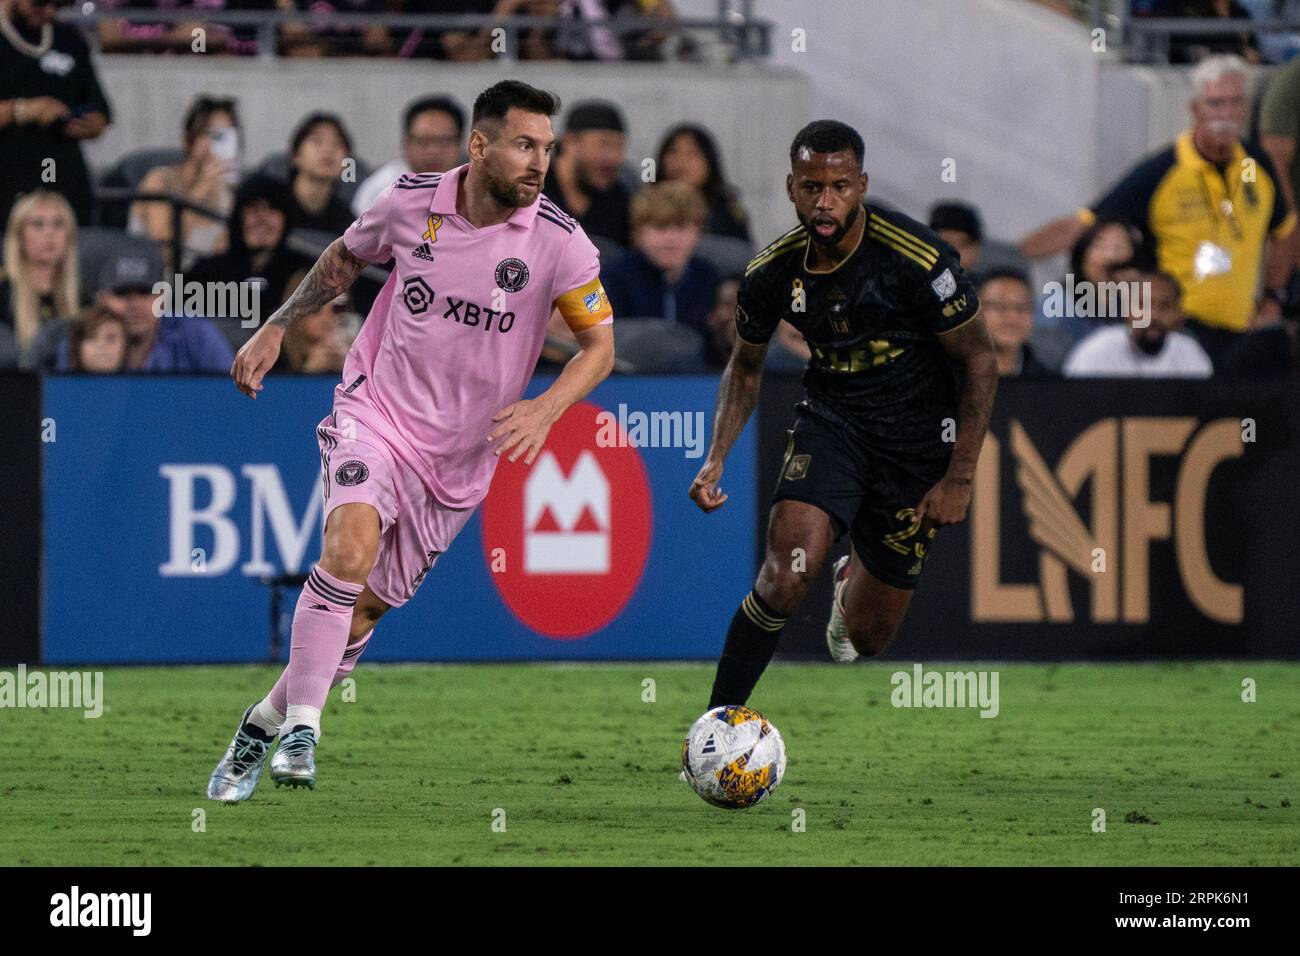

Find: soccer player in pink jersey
207;81;615;802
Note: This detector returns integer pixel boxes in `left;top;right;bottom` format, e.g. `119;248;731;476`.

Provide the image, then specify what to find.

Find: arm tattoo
267;238;366;330
938;312;998;481
707;340;766;463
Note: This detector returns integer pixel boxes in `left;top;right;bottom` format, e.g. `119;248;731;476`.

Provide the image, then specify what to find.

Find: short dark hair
404;95;465;137
182;94;239;150
789;120;864;168
1112;260;1182;298
290;111;353;158
472;81;561;137
979;266;1032;291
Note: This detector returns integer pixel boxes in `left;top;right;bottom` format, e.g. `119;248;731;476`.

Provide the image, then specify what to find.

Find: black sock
708;590;789;709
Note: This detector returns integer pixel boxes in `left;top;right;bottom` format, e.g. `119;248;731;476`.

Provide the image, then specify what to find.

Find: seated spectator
601;181;718;338
57;247;234;372
929;201;982;274
1156;0;1261;64
277;112;357;235
273;272;358;373
546;100;631;245
279;0;394;57
928;199;1032;283
1040;214;1144;362
96;0;263;56
129;94;239;270
656;123;751;243
979;268;1054;377
426;0;564;61
1063;266;1213;378
0;190;80;370
553;0;679;62
189;175;311;325
353;95;465;215
704;272;739;367
66;305;127;373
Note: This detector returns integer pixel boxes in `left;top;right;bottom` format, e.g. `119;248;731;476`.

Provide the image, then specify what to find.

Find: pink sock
331;630;373;687
270;565;364;716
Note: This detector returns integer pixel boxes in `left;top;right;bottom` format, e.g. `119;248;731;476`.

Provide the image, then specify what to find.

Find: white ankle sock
284;704;322;739
248;698;285;738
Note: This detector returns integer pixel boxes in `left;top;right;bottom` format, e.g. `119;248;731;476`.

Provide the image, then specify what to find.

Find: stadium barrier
761;376;1300;660
15;373;1300;664
38;374;756;664
0;373;41;665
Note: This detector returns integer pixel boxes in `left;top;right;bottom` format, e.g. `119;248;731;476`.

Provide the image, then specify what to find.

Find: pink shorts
316;412;475;608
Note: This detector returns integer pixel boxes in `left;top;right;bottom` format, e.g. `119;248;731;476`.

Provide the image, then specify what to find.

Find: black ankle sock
707;590;789;708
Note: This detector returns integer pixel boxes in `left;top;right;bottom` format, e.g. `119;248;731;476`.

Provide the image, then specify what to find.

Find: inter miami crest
335;460;369;486
495;257;529;293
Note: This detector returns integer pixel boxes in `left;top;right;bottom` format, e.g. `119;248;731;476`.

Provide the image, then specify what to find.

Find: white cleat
825;555;859;663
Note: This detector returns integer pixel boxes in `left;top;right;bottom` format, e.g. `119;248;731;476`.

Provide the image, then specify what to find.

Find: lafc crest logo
972;418;1244;624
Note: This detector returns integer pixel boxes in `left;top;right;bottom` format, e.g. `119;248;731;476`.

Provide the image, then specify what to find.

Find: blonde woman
0;190;80;369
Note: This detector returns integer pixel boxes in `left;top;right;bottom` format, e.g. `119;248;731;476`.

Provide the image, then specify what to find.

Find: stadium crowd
2;0;1299;378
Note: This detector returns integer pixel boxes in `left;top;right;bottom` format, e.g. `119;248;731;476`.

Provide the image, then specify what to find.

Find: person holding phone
0;0;113;229
129;94;240;270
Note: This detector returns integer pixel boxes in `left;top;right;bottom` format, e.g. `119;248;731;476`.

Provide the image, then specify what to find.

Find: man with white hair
1020;54;1296;367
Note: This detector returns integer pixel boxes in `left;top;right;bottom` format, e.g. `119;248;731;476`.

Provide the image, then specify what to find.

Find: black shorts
770;405;951;590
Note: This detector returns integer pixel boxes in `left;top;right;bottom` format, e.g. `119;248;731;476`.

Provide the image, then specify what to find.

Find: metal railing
60;3;773;62
1124;16;1298;63
1062;1;1300;62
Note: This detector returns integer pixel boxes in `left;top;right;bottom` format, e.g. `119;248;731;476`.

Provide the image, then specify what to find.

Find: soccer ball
681;705;786;809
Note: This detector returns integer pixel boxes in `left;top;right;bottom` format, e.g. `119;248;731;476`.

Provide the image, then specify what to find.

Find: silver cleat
271;726;318;789
825;555;860;663
207;706;275;803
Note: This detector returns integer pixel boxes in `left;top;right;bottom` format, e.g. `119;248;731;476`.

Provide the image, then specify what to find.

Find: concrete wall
753;0;1103;243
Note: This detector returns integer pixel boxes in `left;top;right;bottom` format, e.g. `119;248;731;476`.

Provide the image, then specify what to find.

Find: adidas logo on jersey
412;242;435;262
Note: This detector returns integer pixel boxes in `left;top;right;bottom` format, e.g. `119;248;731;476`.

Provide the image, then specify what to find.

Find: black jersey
736;204;980;453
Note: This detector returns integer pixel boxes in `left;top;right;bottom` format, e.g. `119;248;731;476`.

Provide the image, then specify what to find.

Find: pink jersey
335;164;613;509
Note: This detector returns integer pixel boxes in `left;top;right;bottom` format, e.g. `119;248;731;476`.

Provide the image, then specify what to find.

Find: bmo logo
482;401;651;639
525;452;609;573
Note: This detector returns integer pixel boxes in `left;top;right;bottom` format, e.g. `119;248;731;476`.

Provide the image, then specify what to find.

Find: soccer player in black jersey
689;120;998;707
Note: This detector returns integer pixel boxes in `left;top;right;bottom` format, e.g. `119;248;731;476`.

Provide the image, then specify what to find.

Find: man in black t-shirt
687;120;998;712
0;0;113;228
545;100;631;246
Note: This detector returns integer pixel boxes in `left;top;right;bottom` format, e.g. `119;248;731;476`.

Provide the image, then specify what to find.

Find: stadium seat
589;234;627;265
96;147;187;228
612;318;708;373
694;233;754;278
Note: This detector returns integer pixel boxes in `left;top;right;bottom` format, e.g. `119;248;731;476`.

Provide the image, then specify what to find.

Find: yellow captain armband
554;277;614;332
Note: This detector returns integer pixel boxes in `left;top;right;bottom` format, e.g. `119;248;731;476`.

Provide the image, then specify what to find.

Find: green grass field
1;662;1295;866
